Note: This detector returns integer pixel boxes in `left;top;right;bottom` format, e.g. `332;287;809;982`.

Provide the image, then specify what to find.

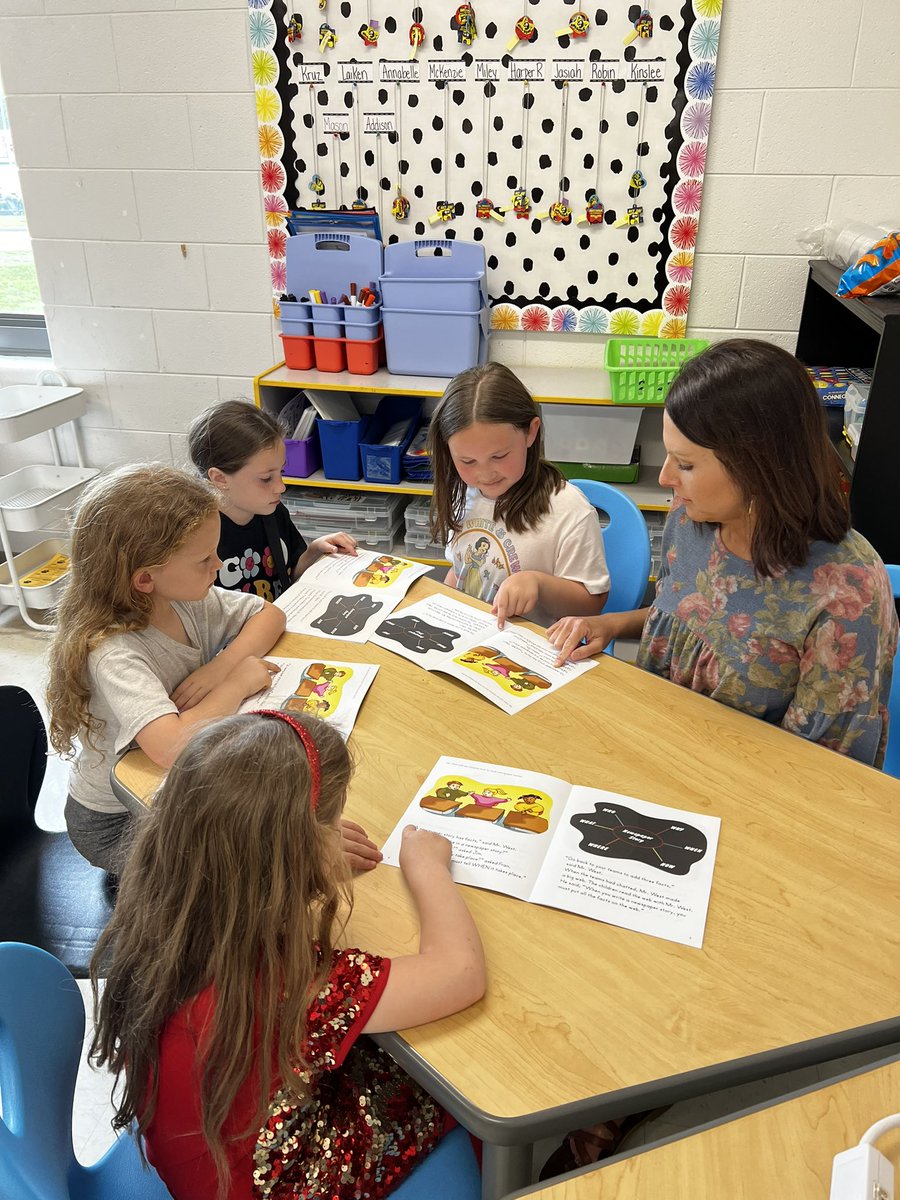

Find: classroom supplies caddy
378;239;490;378
0;384;98;631
280;232;385;375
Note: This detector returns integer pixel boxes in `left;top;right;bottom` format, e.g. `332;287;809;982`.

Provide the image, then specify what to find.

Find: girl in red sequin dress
90;711;486;1199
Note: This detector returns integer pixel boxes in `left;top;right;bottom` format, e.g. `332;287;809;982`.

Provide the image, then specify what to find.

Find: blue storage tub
358;395;423;484
382;307;489;377
317;414;373;481
380;239;486;312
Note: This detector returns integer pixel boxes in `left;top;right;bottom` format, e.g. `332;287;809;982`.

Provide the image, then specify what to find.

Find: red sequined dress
144;948;447;1199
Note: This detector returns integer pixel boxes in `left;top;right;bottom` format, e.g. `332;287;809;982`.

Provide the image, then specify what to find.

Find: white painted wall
0;0;898;475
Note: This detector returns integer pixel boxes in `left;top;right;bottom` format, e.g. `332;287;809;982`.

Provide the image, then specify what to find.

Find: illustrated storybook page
238;656;378;739
274;549;431;642
381;756;720;947
368;593;594;714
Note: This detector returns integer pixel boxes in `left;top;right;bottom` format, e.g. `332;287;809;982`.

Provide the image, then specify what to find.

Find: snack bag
836;232;900;298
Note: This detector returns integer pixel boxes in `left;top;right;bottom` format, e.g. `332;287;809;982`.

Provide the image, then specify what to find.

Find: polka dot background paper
249;1;723;335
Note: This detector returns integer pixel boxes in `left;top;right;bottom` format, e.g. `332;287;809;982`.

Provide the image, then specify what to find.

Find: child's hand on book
311;531;358;558
493;570;541;629
399;826;453;877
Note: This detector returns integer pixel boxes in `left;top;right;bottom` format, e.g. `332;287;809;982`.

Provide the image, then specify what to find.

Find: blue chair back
882;565;900;780
569;478;651;614
393;1126;481;1199
0;942;172;1200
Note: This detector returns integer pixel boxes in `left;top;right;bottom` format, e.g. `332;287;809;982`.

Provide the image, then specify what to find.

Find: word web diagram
570;802;707;876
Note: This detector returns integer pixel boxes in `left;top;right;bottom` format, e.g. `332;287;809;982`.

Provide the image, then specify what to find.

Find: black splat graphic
311;594;383;637
570;803;707;875
376;615;460;654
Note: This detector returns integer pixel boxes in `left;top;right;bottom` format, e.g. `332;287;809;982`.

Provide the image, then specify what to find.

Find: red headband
253;709;321;810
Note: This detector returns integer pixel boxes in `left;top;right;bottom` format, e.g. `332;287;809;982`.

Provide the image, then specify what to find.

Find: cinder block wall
0;0;897;472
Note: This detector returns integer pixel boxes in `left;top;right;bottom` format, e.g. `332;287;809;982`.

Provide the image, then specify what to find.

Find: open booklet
368;592;595;714
274;549;431;643
238;656;378;739
381;756;720;947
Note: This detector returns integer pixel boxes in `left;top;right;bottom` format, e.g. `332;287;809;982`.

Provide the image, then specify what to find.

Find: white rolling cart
0;384;98;631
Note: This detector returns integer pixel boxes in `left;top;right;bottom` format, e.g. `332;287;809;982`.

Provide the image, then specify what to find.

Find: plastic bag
797;220;892;270
836;232;900;299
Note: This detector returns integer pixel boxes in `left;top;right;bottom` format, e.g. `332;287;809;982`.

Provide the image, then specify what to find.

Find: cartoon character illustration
450;4;477;45
287;13;303;42
391;193;410;221
420;779;471;814
585;194;605;224
434;199;456;223
358;21;379;46
503;794;549;835
511;188;531;219
280;663;351;719
455;646;552;695
567;10;590;38
353;554;409;588
476;197;494;221
549;199;572;226
460;536;490;598
513;14;537;43
469;786;508;808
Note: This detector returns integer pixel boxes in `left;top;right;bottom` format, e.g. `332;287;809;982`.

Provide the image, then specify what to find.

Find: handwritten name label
551;58;585;82
296;62;326;84
379;60;421;83
322;111;350;135
363;111;397;134
507;59;545;82
427;59;467;82
590;60;622;82
475;59;501;81
338;61;374;84
628;59;667;82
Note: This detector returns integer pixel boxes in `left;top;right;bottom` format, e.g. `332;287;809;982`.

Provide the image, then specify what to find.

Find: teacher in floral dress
549;338;898;768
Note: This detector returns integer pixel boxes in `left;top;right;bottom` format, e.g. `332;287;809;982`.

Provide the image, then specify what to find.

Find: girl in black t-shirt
189;401;357;601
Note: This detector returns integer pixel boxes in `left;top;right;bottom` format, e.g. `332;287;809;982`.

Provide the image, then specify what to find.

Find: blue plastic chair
882;565;900;780
393;1126;481;1198
0;942;172;1200
569;479;652;615
570;479;652;658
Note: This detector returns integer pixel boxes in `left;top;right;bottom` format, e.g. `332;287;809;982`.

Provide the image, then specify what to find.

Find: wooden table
112;579;900;1200
510;1054;900;1199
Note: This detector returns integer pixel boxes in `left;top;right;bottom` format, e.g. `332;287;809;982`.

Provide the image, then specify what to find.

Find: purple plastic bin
343;303;382;341
312;303;344;339
284;435;320;479
279;300;312;337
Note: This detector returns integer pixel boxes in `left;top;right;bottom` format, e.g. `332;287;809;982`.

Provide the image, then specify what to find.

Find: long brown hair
90;713;353;1195
46;465;220;755
665;339;850;577
188;399;282;476
427;362;564;543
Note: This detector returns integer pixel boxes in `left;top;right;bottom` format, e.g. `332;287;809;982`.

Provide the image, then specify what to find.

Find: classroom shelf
283;468;432;496
257;362;628;406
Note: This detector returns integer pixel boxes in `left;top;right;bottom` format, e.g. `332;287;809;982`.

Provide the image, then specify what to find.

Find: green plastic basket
604;336;710;405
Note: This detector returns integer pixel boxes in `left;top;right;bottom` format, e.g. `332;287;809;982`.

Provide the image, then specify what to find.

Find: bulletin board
248;1;723;335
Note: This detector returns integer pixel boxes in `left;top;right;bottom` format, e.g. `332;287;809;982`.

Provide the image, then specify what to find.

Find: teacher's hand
546;614;615;666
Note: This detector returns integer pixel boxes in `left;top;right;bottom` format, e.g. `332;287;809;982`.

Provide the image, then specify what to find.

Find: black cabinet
795;259;900;567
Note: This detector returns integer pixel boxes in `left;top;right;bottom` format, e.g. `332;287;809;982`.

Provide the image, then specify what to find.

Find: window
0;93;50;356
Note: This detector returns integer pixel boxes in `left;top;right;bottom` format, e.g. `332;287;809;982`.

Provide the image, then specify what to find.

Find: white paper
238;656;378;739
275;549;431;642
381;756;720;948
369;593;595;713
305;390;359;421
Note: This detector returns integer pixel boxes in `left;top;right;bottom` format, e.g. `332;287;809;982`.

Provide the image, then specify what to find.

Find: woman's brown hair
90;713;353;1196
188;399;282;476
665;338;850;577
46;464;220;756
427;362;564;543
